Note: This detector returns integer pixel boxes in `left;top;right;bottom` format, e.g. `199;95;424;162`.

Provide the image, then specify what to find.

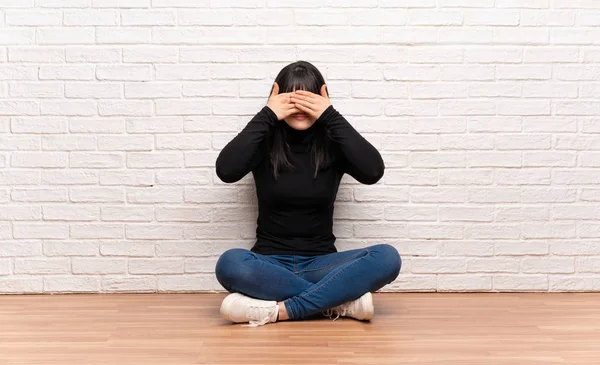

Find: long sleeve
215;105;278;183
317;105;385;185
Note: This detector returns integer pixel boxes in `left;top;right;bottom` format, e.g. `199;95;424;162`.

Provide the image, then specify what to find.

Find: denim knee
371;244;401;283
215;248;250;290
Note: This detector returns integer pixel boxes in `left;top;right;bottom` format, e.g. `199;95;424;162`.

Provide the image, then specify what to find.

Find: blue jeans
215;244;401;320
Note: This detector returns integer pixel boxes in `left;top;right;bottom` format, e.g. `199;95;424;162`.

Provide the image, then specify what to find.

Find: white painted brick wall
1;1;599;294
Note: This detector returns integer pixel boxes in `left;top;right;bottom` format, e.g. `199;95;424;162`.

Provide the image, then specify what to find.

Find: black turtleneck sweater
215;104;385;256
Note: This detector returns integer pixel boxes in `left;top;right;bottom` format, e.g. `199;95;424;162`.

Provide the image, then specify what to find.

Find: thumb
320;84;328;98
270;82;279;97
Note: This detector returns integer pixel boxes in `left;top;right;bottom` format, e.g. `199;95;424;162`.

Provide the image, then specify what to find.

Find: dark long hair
266;61;334;180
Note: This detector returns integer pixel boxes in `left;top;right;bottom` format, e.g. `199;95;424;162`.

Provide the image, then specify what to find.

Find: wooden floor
1;293;599;365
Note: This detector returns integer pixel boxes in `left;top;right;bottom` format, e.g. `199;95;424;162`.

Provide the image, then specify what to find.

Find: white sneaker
323;292;374;321
220;293;279;327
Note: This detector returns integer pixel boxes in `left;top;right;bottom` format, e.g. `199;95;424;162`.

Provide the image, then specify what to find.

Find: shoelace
323;305;350;321
245;304;276;327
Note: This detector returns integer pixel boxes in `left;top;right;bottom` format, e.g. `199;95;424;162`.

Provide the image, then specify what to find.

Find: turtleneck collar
282;121;315;151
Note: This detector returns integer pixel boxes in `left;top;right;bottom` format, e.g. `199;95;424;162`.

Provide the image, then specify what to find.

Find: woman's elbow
216;168;241;183
361;164;384;185
215;160;241;183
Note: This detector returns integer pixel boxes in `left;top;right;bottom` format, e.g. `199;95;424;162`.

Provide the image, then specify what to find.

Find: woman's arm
318;105;385;184
215;106;278;183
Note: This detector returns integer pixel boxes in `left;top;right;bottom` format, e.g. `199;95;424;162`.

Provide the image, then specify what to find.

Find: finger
294;103;315;116
293;98;318;111
270;82;279;97
291;93;317;104
294;89;315;97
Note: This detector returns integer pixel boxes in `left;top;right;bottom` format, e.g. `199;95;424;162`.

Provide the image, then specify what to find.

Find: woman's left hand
290;84;332;121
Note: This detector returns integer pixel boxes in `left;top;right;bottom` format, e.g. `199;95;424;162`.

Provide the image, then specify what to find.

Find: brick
42;170;98;185
6;10;61;26
0;278;43;294
127;152;183;168
127;117;183;133
441;135;494;150
468;188;521;203
411;152;465;168
96;27;151;44
100;242;155;257
10;82;63;98
14;258;70;274
411;187;468;203
70;224;124;239
522;257;575;273
41;100;96;116
42;135;96;151
12;188;67;202
464;224;520;239
65;83;122;99
155;99;211;116
13;223;68;239
43;205;99;221
467;258;519;273
0;206;40;221
409;47;463;63
70;152;123;168
44;241;99;256
129;258;183;274
0;135;40;151
354;223;407;239
126;224;182;239
465;10;519;25
495;135;551;150
384;205;437;222
439;206;493;222
495;207;549;222
102;277;156;293
411;83;467;99
578;258;600;273
384;170;438;186
128;187;182;203
72;258;127;274
439;169;493;185
493;276;548;291
37;27;95;45
11;152;67;168
0;171;40;185
97;65;151;81
157;274;215;293
439;241;494;256
99;170;153;186
66;47;120;63
411;258;466;274
521;187;577;203
63;10;118;25
70;187;124;203
0;101;38;115
522;222;577;238
407;10;461;26
0;29;35;45
44;276;100;293
155;170;210;185
550;276;600;292
438;275;492;292
185;257;217;273
122;10;175;25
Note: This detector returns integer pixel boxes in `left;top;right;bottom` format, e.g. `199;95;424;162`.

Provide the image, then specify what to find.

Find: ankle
277;301;290;321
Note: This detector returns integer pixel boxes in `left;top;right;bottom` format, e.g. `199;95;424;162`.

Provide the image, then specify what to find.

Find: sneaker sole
220;292;244;323
359;292;374;321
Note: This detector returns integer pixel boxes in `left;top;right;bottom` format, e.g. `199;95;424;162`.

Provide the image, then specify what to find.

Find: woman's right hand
266;82;300;120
